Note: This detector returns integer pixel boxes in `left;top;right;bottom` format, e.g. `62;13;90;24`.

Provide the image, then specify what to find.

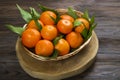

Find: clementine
40;11;57;25
75;18;89;33
41;25;58;40
35;40;54;56
22;28;41;48
55;38;70;56
66;31;84;48
57;19;73;34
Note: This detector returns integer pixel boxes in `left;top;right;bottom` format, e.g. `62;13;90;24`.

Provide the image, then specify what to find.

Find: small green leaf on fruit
73;20;82;27
53;35;63;45
81;28;88;40
50;49;59;58
86;23;97;40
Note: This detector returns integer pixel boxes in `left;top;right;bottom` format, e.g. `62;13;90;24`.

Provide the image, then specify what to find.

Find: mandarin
66;31;84;48
41;25;58;40
40;11;57;25
75;18;89;33
35;40;54;56
55;38;70;56
57;19;73;34
22;28;41;48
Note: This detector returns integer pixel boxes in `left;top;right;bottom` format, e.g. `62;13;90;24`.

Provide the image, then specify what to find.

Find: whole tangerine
66;31;84;48
40;11;57;25
41;25;58;40
35;40;54;56
22;28;41;48
57;19;73;34
55;38;70;56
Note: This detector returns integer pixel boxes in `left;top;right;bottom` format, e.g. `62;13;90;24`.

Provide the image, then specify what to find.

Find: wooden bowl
15;9;99;79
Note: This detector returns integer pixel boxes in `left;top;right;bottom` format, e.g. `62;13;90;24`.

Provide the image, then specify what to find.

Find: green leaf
55;14;61;24
50;15;56;23
67;7;78;19
6;25;24;36
16;4;32;23
30;7;40;19
73;20;82;27
90;16;95;25
82;9;90;22
81;28;88;40
86;23;97;39
38;4;59;15
50;49;59;58
53;35;63;45
30;8;42;31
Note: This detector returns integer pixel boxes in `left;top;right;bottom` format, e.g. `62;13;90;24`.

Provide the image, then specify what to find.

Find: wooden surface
0;0;120;80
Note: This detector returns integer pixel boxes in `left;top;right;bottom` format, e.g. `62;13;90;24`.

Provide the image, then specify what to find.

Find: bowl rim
20;9;92;61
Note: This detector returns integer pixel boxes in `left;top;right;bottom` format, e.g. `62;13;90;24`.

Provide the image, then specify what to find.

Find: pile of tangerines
22;10;90;57
6;5;95;58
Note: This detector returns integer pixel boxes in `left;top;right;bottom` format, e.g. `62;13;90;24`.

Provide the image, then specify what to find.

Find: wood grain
0;0;120;80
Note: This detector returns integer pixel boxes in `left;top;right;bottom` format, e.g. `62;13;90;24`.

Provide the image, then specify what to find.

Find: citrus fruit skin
75;18;89;33
22;28;41;48
57;19;73;34
26;20;44;30
55;39;70;56
41;25;58;40
40;11;57;25
66;32;84;48
35;40;54;56
60;14;74;22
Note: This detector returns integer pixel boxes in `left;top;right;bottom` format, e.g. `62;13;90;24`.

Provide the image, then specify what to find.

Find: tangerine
55;38;70;56
40;11;57;25
75;18;89;33
35;40;54;56
22;28;41;48
66;31;84;48
41;25;58;40
57;19;73;34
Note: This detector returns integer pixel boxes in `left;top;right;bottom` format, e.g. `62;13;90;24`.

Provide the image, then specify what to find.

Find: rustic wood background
0;0;120;80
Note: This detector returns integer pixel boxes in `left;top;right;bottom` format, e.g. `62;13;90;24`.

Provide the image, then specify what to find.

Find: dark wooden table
0;0;120;80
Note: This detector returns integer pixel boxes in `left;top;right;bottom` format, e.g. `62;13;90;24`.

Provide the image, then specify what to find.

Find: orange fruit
66;31;84;48
41;25;58;40
55;38;70;56
35;40;54;56
26;20;44;30
57;19;73;34
60;14;74;22
75;18;89;33
40;11;57;25
22;28;41;48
